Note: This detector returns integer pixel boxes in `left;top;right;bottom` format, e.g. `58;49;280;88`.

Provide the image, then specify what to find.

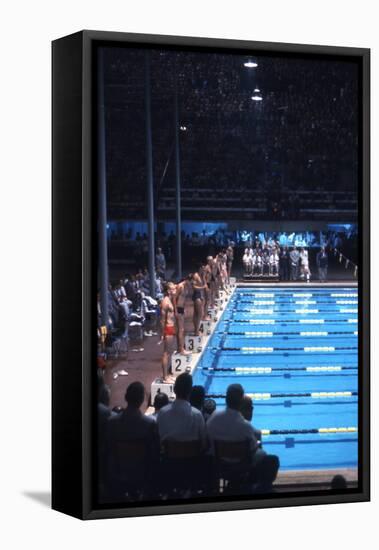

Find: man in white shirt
206;384;259;459
157;373;207;448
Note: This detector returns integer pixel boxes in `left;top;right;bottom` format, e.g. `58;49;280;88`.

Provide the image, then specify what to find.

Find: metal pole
174;73;182;280
97;48;109;327
145;52;156;298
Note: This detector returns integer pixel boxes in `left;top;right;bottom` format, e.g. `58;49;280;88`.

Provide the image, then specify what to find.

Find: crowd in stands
98;371;280;502
108;227;357;276
104;48;358;224
109;226;356;251
98;370;349;502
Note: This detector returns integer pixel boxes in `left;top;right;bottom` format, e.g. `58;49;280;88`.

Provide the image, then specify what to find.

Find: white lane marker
246;393;271;399
331;293;358;297
312;391;352;398
304;346;335;352
249;319;275;324
336;300;358;305
299;319;325;324
295;300;316;304
348;319;358;323
306;366;342;372
293;293;313;297
247;309;274;314
235;367;272;373
296;309;319;314
300;331;328;336
242;347;274;352
253;300;275;305
339;308;358;313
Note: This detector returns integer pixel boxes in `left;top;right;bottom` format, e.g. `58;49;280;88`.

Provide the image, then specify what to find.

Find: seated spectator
206;384;259;460
253;455;280;494
239;395;262;444
98;374;115;484
157;373;206;447
107;382;159;459
152;392;169;419
190;385;206;412
203;398;217;422
331;474;347;490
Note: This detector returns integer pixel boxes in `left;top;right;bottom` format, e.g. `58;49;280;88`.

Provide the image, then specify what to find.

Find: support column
97;48;109;326
145;52;156;298
174;74;182;280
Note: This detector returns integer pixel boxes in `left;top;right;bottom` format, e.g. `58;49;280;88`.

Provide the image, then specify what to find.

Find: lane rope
217;345;357;352
260;427;358;435
200;365;357;373
206;391;357;399
216;330;357;336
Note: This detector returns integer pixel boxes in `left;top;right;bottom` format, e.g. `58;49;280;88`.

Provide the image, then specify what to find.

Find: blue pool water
193;287;358;471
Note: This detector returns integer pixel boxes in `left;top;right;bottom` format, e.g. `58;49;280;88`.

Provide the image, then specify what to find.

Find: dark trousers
290;263;298;281
280;262;289;280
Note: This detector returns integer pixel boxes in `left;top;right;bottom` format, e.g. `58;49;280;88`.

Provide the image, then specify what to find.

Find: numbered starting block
230;277;236;286
215;297;225;310
170;351;193;374
199;319;212;336
151;378;175;404
185;334;203;353
208;308;219;322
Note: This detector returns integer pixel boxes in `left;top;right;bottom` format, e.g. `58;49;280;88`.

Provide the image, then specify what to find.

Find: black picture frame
52;30;370;520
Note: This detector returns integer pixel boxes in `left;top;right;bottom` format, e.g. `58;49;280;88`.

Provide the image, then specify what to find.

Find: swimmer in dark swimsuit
226;244;234;283
175;276;192;354
202;258;212;320
191;266;207;336
208;256;218;307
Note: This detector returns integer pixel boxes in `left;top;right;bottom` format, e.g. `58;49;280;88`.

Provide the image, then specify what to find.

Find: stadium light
251;95;263;101
244;61;258;68
180;125;187;131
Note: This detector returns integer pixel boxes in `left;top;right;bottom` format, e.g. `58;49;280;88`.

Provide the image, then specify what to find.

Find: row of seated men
243;246;280;276
243;245;312;282
98;373;280;502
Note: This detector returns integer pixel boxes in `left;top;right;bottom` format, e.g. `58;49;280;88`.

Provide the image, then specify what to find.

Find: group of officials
243;243;329;283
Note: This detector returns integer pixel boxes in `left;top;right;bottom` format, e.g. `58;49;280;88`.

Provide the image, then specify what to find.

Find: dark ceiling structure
103;47;359;222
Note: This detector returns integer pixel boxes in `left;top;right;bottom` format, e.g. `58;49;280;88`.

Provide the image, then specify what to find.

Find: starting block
185;334;203;353
199;319;212;336
215;298;225;310
208;308;219;322
171;351;193;374
151;378;175;404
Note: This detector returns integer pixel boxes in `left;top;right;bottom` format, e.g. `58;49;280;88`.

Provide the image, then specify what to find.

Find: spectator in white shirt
206;384;259;459
157;373;207;448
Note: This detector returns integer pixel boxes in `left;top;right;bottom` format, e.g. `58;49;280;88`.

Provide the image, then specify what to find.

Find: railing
333;248;358;279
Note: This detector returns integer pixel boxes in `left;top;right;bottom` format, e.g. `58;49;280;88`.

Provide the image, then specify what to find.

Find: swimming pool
193;286;358;471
